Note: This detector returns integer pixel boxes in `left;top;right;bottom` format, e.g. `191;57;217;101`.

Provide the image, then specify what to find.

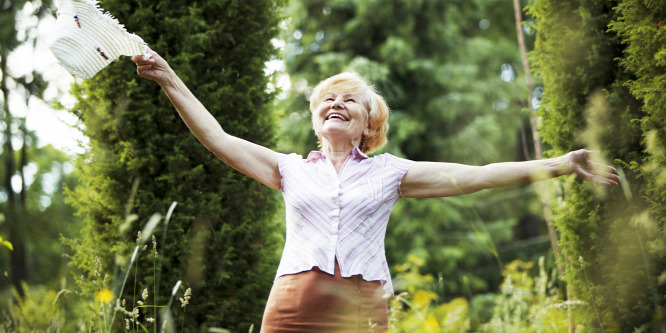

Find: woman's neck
321;141;356;173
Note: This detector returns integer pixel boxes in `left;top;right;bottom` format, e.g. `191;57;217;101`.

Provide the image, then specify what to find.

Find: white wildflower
180;287;192;307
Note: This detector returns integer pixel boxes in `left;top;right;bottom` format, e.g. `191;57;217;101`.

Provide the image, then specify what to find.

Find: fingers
136;64;153;75
578;167;618;186
588;162;619;184
132;54;155;65
607;171;621;184
571;153;621;186
132;49;165;81
132;49;159;64
596;172;620;186
587;161;617;174
594;176;619;186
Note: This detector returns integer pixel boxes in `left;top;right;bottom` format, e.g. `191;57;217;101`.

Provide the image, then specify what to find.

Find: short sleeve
275;152;303;191
382;153;415;198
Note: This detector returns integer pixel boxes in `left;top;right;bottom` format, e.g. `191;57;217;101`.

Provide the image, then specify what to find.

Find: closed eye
346;99;356;103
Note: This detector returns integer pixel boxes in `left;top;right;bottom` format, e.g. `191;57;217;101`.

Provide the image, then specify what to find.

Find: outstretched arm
400;149;619;198
131;50;281;190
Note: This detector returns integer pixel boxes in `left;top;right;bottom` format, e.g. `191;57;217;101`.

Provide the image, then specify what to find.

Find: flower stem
153;257;157;333
181;306;186;333
133;259;138;332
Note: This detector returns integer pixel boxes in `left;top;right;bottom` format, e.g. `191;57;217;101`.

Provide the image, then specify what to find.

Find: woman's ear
363;127;370;137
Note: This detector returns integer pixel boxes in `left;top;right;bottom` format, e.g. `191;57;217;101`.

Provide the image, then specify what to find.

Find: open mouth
326;113;349;121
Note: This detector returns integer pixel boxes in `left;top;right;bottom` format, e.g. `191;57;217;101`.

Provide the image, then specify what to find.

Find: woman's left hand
566;149;620;186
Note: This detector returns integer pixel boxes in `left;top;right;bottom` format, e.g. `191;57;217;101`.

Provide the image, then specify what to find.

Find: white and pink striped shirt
275;146;415;295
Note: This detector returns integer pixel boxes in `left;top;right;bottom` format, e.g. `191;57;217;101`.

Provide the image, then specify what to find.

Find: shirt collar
306;146;369;163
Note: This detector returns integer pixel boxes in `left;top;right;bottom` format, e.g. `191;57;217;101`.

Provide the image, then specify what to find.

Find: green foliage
609;0;666;266
279;0;550;299
528;0;665;330
481;257;569;332
610;1;666;330
63;0;285;331
389;254;472;332
0;0;81;305
2;282;80;332
388;255;567;332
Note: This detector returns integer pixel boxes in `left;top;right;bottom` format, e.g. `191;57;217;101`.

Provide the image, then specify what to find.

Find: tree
277;0;550;302
529;0;665;330
63;0;285;330
0;0;64;298
610;3;666;299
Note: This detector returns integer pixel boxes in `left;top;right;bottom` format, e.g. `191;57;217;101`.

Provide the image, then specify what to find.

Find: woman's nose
331;98;344;109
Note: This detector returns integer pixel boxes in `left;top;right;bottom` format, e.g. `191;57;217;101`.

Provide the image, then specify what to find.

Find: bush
528;0;665;330
63;0;285;330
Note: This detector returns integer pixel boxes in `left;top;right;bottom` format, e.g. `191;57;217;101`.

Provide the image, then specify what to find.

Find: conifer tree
529;0;665;330
64;0;284;330
611;0;666;271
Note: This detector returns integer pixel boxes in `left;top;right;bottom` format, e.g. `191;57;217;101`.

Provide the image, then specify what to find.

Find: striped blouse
275;146;415;295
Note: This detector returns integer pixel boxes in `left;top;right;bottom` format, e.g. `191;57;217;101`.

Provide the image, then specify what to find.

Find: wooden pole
511;0;575;331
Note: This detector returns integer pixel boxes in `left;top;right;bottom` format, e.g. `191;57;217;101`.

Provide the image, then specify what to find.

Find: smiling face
313;91;370;147
309;72;390;154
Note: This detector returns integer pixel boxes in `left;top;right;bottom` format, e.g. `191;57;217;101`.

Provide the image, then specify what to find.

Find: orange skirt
260;262;389;332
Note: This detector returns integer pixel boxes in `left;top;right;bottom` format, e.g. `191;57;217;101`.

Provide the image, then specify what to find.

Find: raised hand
567;149;620;186
131;49;173;85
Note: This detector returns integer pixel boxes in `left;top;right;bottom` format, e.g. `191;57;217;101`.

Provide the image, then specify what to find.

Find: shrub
63;0;285;330
528;0;665;330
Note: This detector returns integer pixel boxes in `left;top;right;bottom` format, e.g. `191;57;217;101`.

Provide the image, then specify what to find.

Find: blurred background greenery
1;0;664;332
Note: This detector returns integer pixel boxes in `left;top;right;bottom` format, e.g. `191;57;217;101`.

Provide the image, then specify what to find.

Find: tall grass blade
140;213;162;246
165;202;177;226
110;245;140;326
156;202;178;326
159;280;181;333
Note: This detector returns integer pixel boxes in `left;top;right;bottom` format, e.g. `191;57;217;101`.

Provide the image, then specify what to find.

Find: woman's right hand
131;49;173;85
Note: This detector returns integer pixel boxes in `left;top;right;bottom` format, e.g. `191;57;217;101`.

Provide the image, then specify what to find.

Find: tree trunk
512;0;575;331
1;56;28;298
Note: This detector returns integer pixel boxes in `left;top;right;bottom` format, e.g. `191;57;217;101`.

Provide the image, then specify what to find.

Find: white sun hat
48;0;150;79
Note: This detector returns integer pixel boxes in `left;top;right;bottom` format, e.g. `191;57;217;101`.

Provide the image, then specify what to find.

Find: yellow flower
425;314;440;332
95;289;114;303
412;290;435;309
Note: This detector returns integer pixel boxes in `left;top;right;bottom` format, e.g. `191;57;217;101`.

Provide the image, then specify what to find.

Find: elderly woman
132;50;619;332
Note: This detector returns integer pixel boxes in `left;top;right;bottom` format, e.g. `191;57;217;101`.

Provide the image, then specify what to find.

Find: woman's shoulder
369;152;415;172
275;152;305;167
371;152;413;163
276;151;304;160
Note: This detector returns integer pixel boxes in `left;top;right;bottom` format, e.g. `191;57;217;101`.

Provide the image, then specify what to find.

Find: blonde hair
309;72;389;155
